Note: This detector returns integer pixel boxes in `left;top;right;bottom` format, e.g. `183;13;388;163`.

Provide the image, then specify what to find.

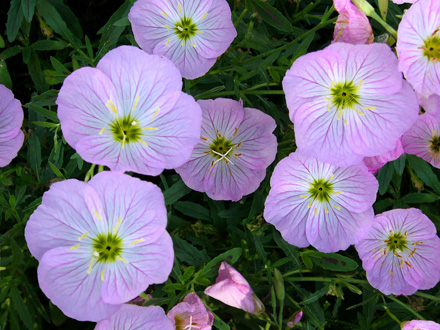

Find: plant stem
387;295;425;320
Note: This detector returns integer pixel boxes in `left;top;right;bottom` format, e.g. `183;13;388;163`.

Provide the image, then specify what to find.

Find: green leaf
212;312;231;330
10;286;34;330
251;0;293;32
378;0;388;20
164;179;191;205
377;162;394;195
407;155;440;194
21;0;36;22
173;201;211;221
172;236;210;268
27;132;41;179
273;231;302;270
303;251;358;271
7;0;24;42
33;40;66;51
400;193;439;204
0;60;13;90
48;161;65;179
25;103;59;122
50;56;70;75
25;48;49;92
195;248;242;280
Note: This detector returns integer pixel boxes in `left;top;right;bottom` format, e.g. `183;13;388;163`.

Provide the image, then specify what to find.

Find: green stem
369;11;397;39
84;164;96;182
282;269;311;277
284;277;368;284
387;295;425;320
414;291;440;302
160;174;169;190
234;8;248;27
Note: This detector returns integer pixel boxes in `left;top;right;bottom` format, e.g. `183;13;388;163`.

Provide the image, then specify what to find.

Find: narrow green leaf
164;180;191;205
50;56;70;75
196;248;242;280
10;286;34;330
251;0;293;32
377;162;394;195
27;132;41;178
33;40;66;51
400;193;439;204
303;251;358;271
273;231;302;270
212;312;231;330
21;0;36;22
25;103;59;122
7;0;24;42
0;60;13;90
172;236;210;268
378;0;388;20
25;48;49;92
407;155;440;194
173;201;211;221
48;161;65;179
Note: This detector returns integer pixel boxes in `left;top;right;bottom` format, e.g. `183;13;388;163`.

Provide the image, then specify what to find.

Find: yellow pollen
353;108;365;116
200;12;208;20
94;209;102;222
383;248;387;256
333;205;341;210
122;134;126;149
235;142;241;149
344;119;347;126
211;160;215;168
142;127;158;130
217;129;221;137
117;256;129;264
78;231;89;241
101;270;105;281
196;30;204;33
204;150;211;154
160;10;168;17
409;248;417;257
356;80;363;92
70;244;80;250
334;191;342;194
113;217;123;234
87;258;95;275
329;81;335;89
163;24;170;29
166;38;170;46
404;231;408;238
405;261;413;268
362;106;376;110
131;238;145;246
308;200;312;208
394;253;403;258
233;127;238;136
323;205;329;213
99;127;106;135
181;41;185;46
140;140;148;147
106;100;118;114
200;136;207;140
384;240;390;243
412;241;423;245
178;3;181;13
191;43;196;48
225;160;229;164
314;208;317;216
234;153;241;157
388;270;394;276
133;94;140;111
399;259;404;268
390;230;394;235
330;173;334;180
300;195;308;198
152;108;160;120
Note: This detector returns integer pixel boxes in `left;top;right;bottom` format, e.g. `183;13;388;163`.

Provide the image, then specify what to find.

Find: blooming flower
204;261;264;314
396;0;440;97
356;208;440;295
0;84;24;167
175;98;277;201
419;93;440;117
264;151;378;253
392;0;417;5
402;113;440;168
283;42;419;167
129;0;237;79
402;320;440;330
167;292;213;330
363;138;404;173
24;171;173;322
333;0;374;44
57;45;202;176
95;305;174;330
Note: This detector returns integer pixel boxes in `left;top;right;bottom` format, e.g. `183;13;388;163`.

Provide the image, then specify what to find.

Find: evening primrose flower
24;172;173;322
264;151;378;253
283;42;419;166
167;292;213;330
175;98;277;201
0;84;24;167
57;45;202;176
396;0;440;97
402;320;440;330
129;0;237;79
356;208;440;295
402;114;440;168
363;138;404;173
95;305;174;330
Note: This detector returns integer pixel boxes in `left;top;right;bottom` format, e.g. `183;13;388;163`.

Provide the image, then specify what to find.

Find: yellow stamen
409;248;417;257
87;258;95;275
353;108;365;116
412;241;423;245
204;150;211;154
140;140;148;147
404;230;408;239
122;134;126;149
357;79;363;91
334;191;342;194
113;217;123;234
78;231;89;241
300;195;308;198
200;12;208;20
99;127;106;135
200;136;207;140
191;43;196;48
362;106;376;110
166;38;170;46
101;270;105;281
433;130;436;138
217;129;221;137
308;200;312;208
323;205;329;213
160;11;168;17
333;205;341;210
131;238;145;246
94;209;102;222
233;127;238;136
133;94;139;111
394;253;403;258
405;261;413;268
178;3;181;13
162;24;170;29
151;108;160;120
314;208;317;216
234;153;241;157
235;142;241;149
117;256;129;264
142;127;158;130
106;100;118;114
330;173;334;180
344;119;347;126
390;230;394;235
70;244;80;250
181;41;185;46
196;30;204;33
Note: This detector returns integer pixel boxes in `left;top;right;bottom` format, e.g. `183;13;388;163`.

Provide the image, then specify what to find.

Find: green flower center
422;35;440;61
330;81;360;110
92;232;123;263
308;178;333;203
385;232;407;253
429;135;440;154
175;16;197;41
110;114;142;146
210;136;234;159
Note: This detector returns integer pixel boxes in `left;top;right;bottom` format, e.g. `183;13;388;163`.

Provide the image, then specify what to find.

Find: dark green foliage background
1;0;439;329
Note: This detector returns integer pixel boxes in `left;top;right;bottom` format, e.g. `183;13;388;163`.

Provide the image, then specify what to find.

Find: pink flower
402;320;440;330
204;261;264;314
333;0;374;44
363;138;404;173
167;293;213;330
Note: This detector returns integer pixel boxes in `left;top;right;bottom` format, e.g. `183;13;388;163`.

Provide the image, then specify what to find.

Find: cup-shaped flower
419;93;440;117
204;261;264;314
402;114;440;168
264;151;378;252
363;138;404;173
402;320;440;330
175;98;277;201
333;0;374;44
129;0;237;79
95;305;174;330
283;42;419;167
0;84;24;167
396;0;440;97
24;172;174;322
57;45;202;176
167;292;213;330
356;208;440;295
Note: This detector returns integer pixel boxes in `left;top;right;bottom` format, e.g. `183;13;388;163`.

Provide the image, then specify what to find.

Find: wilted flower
287;311;303;328
363;138;404;173
0;84;24;167
402;114;440;168
396;0;440;97
25;172;174;322
283;42;419;166
129;0;237;79
204;261;264;314
402;320;440;330
176;98;277;201
356;208;440;295
57;45;202;176
333;0;374;44
264;151;378;252
95;305;174;330
167;292;213;330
